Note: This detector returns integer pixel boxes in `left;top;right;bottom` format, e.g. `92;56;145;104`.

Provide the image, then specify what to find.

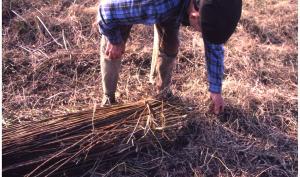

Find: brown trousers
100;20;180;97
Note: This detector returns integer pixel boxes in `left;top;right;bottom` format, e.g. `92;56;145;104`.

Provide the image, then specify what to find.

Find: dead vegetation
2;0;298;176
3;100;187;177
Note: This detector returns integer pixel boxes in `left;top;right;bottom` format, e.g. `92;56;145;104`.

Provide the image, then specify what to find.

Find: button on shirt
98;0;224;93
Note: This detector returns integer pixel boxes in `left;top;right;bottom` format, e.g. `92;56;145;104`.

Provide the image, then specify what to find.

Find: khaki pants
100;20;180;97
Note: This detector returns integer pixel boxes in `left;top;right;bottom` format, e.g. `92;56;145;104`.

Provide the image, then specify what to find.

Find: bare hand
105;41;125;59
210;92;225;115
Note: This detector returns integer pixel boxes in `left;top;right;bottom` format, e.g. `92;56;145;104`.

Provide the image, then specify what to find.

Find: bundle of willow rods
3;99;187;177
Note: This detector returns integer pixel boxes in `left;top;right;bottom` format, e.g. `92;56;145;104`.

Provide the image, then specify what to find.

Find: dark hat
200;0;242;44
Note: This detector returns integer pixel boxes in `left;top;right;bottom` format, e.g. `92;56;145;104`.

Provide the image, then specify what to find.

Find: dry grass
3;100;187;177
2;0;297;176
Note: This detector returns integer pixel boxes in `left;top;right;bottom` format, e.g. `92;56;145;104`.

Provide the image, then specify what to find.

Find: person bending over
98;0;242;114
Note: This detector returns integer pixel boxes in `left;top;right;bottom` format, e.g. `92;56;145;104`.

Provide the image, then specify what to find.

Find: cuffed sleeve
99;23;124;45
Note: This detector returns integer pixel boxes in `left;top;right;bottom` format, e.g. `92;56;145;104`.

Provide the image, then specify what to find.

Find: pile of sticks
3;99;187;177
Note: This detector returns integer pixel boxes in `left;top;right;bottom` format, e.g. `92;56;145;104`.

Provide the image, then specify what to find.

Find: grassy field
2;0;298;176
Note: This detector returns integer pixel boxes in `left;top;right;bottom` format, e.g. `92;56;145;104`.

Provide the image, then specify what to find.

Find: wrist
209;90;221;94
210;92;222;97
108;40;124;46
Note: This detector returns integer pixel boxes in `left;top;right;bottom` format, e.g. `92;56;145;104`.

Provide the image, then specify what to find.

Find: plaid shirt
98;0;186;44
98;0;224;93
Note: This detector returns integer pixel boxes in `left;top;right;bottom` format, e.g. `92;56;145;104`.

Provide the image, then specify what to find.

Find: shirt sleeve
98;7;123;45
98;23;123;45
204;39;224;94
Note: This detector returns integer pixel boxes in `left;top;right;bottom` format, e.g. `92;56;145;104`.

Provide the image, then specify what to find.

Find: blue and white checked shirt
98;0;224;93
204;40;224;93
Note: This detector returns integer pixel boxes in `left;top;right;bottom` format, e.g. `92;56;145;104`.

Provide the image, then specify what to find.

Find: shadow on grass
101;100;297;177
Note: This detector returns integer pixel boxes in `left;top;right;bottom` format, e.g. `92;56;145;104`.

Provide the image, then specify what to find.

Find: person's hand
210;92;225;115
105;41;125;59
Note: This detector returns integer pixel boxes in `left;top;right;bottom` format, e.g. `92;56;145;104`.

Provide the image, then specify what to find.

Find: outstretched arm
204;39;225;114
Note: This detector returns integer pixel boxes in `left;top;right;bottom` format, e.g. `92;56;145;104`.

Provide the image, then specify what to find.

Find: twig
11;10;28;23
211;153;235;177
62;30;69;50
91;100;97;132
103;162;126;177
126;110;143;144
36;16;63;47
255;166;276;177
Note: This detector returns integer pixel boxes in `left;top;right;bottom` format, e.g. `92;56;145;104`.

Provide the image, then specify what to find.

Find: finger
209;102;214;113
114;51;121;59
105;48;109;56
111;53;116;60
220;105;225;113
215;103;224;115
111;49;121;60
112;48;119;59
214;105;220;115
105;44;110;56
108;51;114;60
